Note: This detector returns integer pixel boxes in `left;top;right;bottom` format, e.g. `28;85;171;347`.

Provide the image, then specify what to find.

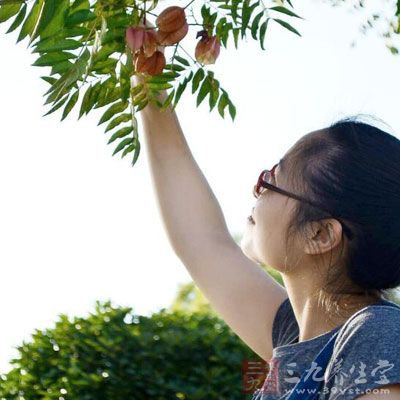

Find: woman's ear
304;219;343;255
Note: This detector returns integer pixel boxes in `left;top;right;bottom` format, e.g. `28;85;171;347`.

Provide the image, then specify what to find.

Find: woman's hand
131;19;165;87
129;19;169;105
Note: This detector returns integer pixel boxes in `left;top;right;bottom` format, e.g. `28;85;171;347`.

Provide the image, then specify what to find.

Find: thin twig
178;44;201;67
170;43;179;68
184;0;196;10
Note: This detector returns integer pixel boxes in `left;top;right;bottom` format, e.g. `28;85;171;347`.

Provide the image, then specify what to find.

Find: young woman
137;82;400;398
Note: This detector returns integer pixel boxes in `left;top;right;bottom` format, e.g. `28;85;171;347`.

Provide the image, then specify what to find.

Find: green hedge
0;301;262;399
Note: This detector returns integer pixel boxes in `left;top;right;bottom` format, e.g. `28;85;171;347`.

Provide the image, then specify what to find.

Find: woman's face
240;161;300;270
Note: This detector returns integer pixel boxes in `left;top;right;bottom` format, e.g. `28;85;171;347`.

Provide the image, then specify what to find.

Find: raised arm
138;83;288;361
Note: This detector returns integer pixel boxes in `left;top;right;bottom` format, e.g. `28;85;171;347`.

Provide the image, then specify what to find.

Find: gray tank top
252;297;400;399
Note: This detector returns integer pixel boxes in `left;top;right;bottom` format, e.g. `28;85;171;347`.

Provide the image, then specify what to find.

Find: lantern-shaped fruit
135;49;166;76
195;35;221;64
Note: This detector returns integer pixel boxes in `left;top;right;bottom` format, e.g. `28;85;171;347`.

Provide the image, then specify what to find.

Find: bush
0;301;261;400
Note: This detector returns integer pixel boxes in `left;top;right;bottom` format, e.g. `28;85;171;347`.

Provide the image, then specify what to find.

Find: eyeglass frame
253;163;354;241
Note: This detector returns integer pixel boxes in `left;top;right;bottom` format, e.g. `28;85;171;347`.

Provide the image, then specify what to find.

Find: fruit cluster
125;6;221;76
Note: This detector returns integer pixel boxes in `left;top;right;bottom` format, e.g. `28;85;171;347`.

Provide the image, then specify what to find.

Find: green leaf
269;6;303;19
112;137;133;156
91;84;108;110
217;4;231;10
259;19;269;50
65;9;96;27
147;71;179;84
98;101;129;125
95;78;120;108
201;4;209;21
219;22;229;48
70;0;90;13
5;3;26;33
57;26;89;38
210;11;218;27
147;82;174;91
217;92;229;118
216;17;227;38
131;138;141;167
104;113;131;133
0;1;22;23
232;27;240;49
135;99;148;112
86;80;102;111
98;86;121;106
92;42;124;63
241;0;259;39
209;89;219;112
61;90;79;121
273;18;301;37
39;0;69;40
44;80;71;105
44;66;80;100
32;51;77;66
121;143;135;159
34;37;82;53
75;47;90;75
133;92;147;107
174;55;190;67
91;58;118;73
34;0;57;40
106;13;130;29
173;83;186;108
164;63;185;72
107;126;133;144
251;11;264;40
192;68;205;94
101;27;125;45
196;77;211;107
42;94;69;117
130;83;144;98
50;60;74;75
17;0;43;43
161;90;175;110
120;58;133;104
45;67;75;96
231;0;240;23
92;57;118;69
208;80;220;112
173;74;193;108
28;0;47;45
228;99;236;121
41;76;57;85
78;85;93;119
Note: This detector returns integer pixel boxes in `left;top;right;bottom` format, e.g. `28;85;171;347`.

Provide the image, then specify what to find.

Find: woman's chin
240;235;259;263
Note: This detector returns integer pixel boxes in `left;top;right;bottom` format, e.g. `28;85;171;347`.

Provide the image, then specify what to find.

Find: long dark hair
283;114;400;316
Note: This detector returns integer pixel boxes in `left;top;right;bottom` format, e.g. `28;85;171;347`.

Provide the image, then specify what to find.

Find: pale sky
1;0;400;373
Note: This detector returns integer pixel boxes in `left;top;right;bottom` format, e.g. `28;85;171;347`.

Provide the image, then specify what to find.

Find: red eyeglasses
253;163;279;199
254;162;324;203
253;162;354;240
